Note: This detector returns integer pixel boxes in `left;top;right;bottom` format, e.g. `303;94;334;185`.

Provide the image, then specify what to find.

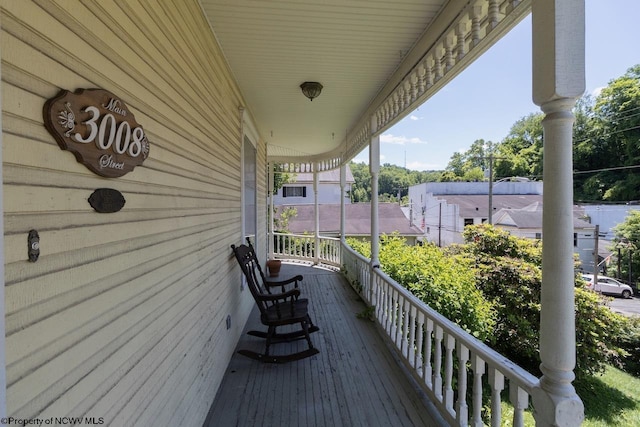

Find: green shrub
612;316;640;376
348;234;495;341
349;226;630;379
461;224;627;378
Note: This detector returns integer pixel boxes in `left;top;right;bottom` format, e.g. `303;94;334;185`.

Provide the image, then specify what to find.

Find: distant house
408;182;545;246
408;181;598;271
492;208;596;272
272;167;355;205
277;203;423;245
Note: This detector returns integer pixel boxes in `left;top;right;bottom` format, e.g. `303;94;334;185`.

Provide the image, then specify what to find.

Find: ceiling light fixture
300;82;323;101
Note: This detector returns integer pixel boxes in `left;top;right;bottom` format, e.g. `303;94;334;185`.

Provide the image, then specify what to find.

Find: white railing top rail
273;232;340;242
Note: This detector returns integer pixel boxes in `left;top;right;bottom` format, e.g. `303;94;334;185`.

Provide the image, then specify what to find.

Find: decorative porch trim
345;0;531;163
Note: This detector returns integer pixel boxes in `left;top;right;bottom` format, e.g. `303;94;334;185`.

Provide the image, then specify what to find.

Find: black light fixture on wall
300;82;323;101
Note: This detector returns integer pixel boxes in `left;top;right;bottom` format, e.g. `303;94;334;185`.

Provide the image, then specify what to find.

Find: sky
353;0;640;171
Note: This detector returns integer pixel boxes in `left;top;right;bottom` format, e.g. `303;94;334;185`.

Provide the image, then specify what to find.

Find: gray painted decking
204;263;444;427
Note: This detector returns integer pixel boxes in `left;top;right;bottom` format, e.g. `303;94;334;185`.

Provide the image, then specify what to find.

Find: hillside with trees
443;64;640;202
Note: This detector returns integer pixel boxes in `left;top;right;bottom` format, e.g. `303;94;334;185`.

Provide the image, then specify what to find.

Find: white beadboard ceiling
200;0;448;161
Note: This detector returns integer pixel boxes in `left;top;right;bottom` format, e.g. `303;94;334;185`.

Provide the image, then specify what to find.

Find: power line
574;164;640;175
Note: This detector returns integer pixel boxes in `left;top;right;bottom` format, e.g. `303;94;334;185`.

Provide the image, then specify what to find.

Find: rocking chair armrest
265;274;303;289
256;288;301;302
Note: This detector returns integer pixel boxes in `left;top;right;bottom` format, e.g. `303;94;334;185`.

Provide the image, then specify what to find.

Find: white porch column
340;164;346;242
531;0;585;425
370;118;380;268
314;170;320;264
268;161;275;259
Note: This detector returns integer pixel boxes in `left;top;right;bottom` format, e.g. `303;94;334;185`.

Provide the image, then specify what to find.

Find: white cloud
410;115;420;121
591;86;605;97
380;133;428;145
407;160;444;171
352;156;369;164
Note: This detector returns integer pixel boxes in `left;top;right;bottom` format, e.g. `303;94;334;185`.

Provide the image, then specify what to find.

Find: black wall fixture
28;229;40;262
88;188;126;213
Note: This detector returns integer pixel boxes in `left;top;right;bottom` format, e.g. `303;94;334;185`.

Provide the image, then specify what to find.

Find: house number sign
44;88;150;178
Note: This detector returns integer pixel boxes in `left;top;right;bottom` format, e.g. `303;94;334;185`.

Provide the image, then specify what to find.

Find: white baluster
424;318;434;388
425;58;434;89
488;0;499;32
402;299;411;356
489;368;504;427
444;334;456;413
395;294;404;350
433;326;444;401
417;63;426;94
444;35;455;71
408;305;417;364
434;50;443;81
456;21;467;61
509;384;529;427
471;354;485;427
416;311;425;375
403;80;412;107
456;343;470;426
392;92;400;117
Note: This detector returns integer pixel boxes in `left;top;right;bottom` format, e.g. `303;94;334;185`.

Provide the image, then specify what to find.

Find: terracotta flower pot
266;259;282;277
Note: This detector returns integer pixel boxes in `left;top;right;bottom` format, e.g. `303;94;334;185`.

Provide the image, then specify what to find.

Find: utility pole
488;153;494;224
438;202;442;247
593;225;599;288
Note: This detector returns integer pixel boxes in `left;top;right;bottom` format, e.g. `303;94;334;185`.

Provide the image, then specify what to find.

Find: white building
408;182;544;246
409;182;597;271
272;167;355;205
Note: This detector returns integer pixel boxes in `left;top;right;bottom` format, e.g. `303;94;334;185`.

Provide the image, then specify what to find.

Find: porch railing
341;242;540;427
272;232;341;267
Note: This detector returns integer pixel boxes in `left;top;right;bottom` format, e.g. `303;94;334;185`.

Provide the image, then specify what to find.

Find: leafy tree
349;162;371;202
348;161;441;202
610;210;640;284
457;225;626;378
573;65;640;201
272;163;293;195
273;206;297;232
494;113;544;179
462;166;485;182
445;139;492;179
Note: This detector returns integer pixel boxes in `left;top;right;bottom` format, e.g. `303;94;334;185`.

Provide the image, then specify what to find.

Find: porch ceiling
200;0;446;158
199;0;529;167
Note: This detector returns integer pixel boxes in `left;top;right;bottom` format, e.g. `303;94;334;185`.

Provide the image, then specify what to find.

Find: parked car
581;274;633;298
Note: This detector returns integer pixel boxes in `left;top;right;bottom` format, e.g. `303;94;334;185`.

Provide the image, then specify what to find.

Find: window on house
242;136;256;239
535;233;542;240
464;218;474;226
574;233;578;247
283;186;307;197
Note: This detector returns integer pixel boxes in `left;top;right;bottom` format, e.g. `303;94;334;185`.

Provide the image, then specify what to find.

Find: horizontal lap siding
1;0;257;425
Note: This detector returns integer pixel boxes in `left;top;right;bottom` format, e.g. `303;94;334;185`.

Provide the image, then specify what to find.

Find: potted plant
266;259;282;277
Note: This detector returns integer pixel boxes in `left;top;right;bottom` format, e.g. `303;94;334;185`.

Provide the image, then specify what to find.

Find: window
574;233;578;247
535;233;542;240
464;218;474;226
242;136;256;240
283;186;307;197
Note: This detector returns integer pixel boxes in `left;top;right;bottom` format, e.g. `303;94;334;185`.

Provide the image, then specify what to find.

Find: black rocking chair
231;243;319;363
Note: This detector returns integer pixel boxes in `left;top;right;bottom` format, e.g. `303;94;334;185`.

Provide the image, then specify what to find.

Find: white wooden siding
1;0;258;424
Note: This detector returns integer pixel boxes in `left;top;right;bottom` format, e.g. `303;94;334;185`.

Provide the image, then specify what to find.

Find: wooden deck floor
204;263;445;427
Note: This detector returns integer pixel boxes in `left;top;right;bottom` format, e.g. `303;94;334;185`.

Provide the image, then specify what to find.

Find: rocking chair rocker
231;243;319;363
